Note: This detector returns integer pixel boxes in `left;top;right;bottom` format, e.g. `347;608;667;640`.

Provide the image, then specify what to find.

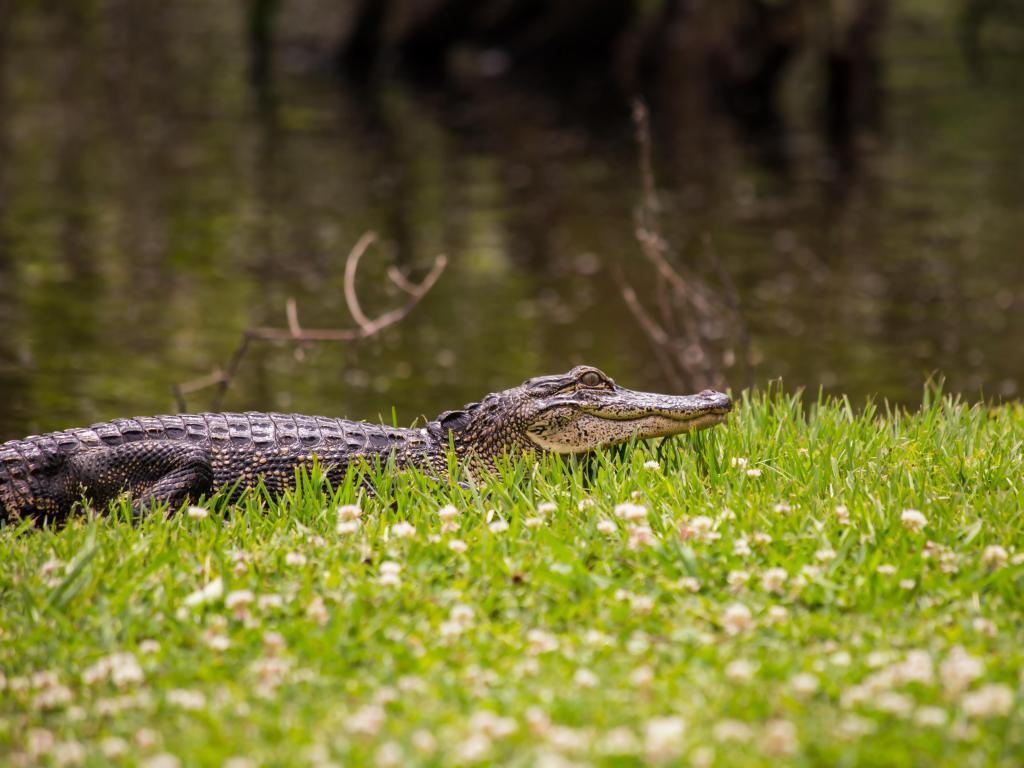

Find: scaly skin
0;366;732;521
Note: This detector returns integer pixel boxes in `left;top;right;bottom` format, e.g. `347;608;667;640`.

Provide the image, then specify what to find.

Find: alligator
0;365;732;521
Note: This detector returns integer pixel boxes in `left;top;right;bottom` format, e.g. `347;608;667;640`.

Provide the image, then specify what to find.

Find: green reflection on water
1;3;1022;440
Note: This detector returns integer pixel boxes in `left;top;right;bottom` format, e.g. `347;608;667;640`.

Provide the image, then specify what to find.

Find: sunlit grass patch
1;390;1022;766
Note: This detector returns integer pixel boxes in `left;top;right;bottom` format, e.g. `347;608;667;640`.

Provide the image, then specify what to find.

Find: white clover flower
166;689;206;710
32;684;73;711
600;727;640;754
336;520;359;535
752;532;773;545
374;742;403;768
894;650;934;685
835;505;850;525
961;684;1014;718
677;576;701;592
760;719;797;756
203;631;230;651
438;504;459;521
731;457;748;468
347;703;386;736
184;577;224;607
766;605;789;624
27;728;55;758
721;603;754;635
257;594;284;611
583;629;612;647
456;733;492;762
712;719;753;743
614;503;648;521
186;505;208;519
82;652;144;689
773;502;792;513
573;668;599;688
379;571;401;588
874;691;914;717
914;706;949;727
306;595;329;624
524;516;545;528
441;520;460;533
526;629;559;655
577;498;595;511
790;672;819;697
876;564;897;575
469;711;518;739
627;524;657;549
596;519;617;535
900;509;927;533
412;729;437;754
762;567;788;593
537;501;558;515
724;659;757;682
643;460;661;471
745;468;762;477
142;754;181;768
727;570;750;590
628;594;655;613
450;604;474;625
981;545;1009;568
135;728;159;748
488;519;509;533
337;504;362;521
643;716;686;761
801;565;823;581
899;579;916;590
390;521;416;538
629;666;655;687
940;647;984;695
733;539;752;557
448;539;468;554
815;548;837;563
682;515;719;543
835;715;875;739
285;551;307;567
973;617;998;636
830;650;852;668
225;590;254;612
100;737;129;758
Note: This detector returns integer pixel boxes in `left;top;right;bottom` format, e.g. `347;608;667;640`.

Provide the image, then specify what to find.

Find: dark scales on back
0;366;732;522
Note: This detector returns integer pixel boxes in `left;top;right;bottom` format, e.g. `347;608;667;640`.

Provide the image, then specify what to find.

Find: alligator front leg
66;442;214;515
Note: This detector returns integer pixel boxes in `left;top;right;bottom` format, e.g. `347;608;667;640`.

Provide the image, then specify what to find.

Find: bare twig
619;99;750;393
172;232;447;411
343;231;378;331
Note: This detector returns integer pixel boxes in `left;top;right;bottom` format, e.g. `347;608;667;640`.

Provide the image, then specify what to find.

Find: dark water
1;4;1023;440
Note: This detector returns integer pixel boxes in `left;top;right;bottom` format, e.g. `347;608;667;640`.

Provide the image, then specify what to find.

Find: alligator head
428;365;732;470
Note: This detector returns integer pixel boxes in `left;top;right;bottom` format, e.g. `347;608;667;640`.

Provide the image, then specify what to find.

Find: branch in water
173;232;447;411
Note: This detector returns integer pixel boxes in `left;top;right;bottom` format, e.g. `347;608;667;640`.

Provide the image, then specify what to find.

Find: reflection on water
1;4;1022;440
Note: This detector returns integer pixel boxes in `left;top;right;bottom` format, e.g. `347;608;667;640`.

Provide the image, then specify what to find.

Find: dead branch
173;232;447;411
621;99;751;392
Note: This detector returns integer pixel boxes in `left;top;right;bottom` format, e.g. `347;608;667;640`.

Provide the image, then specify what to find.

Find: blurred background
1;0;1022;438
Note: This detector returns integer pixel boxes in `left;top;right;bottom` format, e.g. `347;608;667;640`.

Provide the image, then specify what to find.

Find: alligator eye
578;371;604;387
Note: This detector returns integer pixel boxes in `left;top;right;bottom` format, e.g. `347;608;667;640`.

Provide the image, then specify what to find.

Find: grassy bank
2;390;1022;766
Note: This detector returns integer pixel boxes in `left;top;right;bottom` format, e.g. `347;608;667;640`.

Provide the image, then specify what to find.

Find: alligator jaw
524;385;733;453
583;387;733;437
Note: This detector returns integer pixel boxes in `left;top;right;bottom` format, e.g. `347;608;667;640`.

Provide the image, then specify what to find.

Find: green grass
2;389;1023;767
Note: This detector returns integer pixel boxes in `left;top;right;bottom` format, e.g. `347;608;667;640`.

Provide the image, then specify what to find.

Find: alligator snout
696;389;733;412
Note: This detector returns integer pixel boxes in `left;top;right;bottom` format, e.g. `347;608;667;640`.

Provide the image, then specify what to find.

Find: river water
1;4;1022;439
